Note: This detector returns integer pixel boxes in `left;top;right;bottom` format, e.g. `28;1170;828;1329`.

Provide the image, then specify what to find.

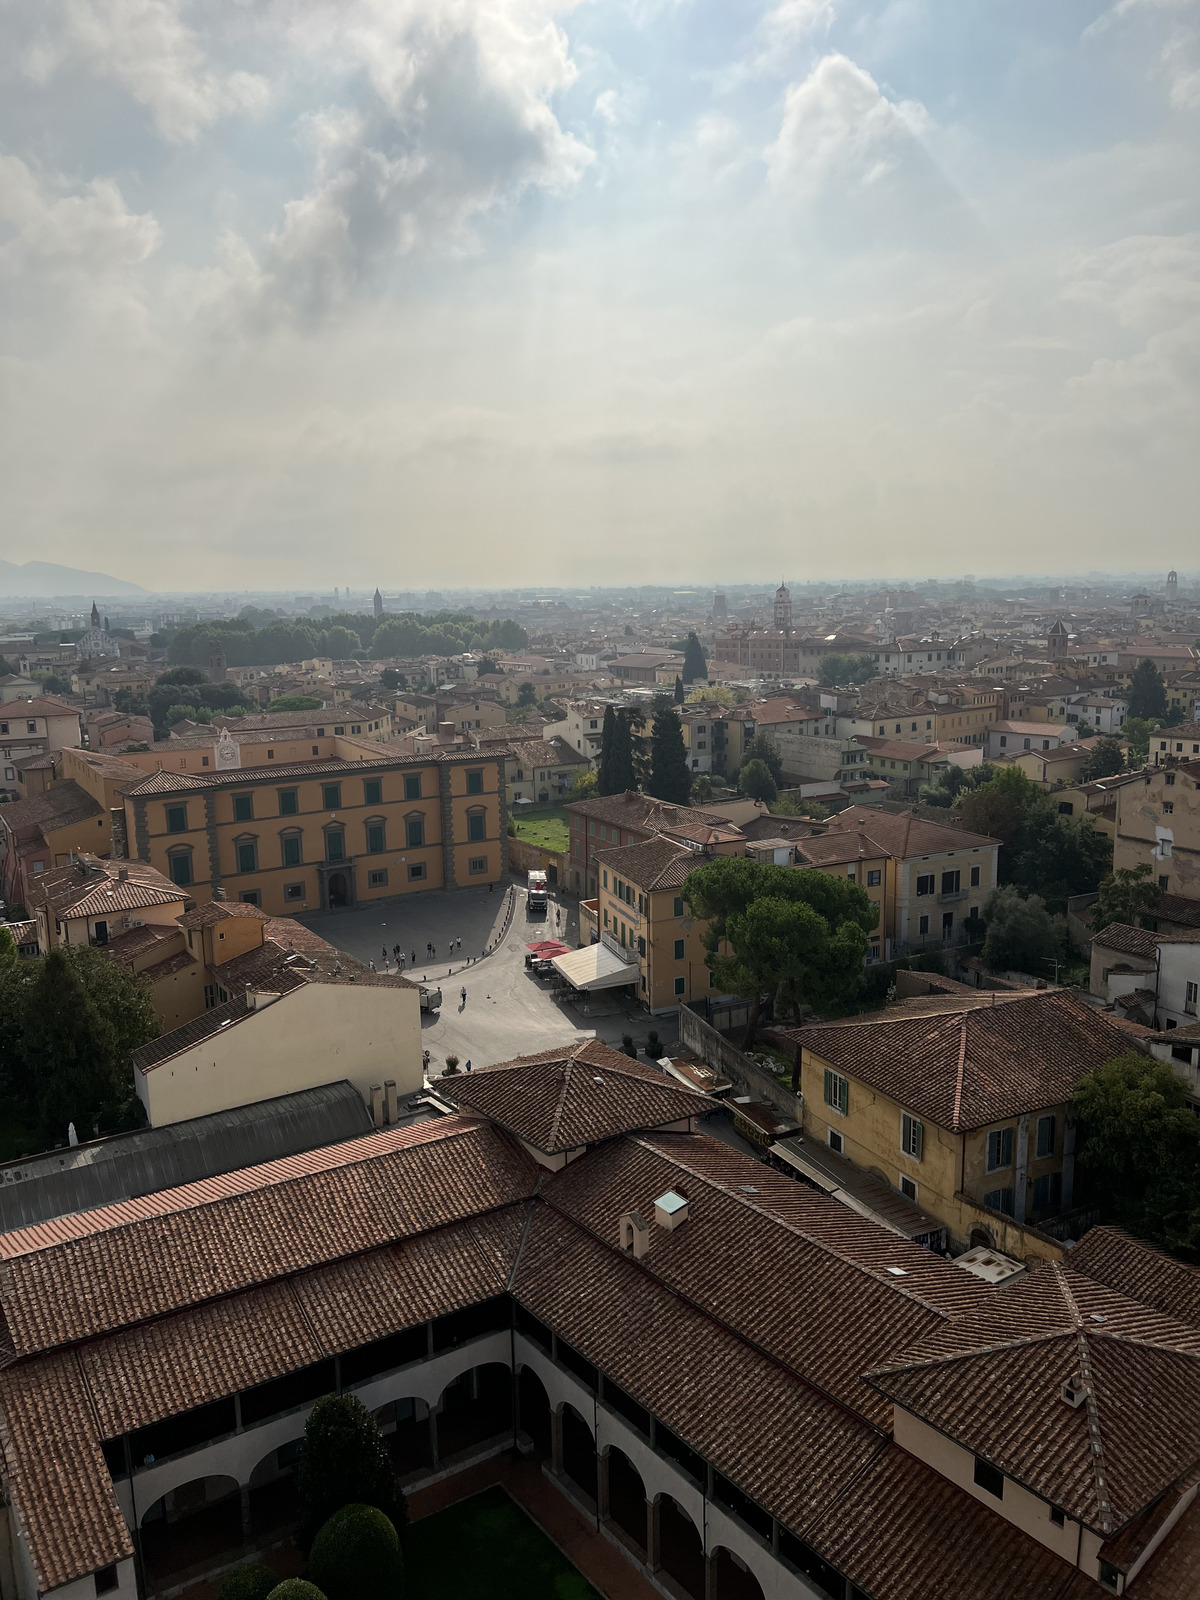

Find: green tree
1093;863;1163;930
566;769;599;802
218;1564;280;1600
980;886;1064;976
156;666;208;689
1010;812;1111;915
16;948;157;1142
379;668;401;691
1079;736;1126;781
39;675;70;696
647;696;691;805
516;682;538;707
308;1505;402;1600
268;696;324;712
770;794;828;820
0;655;13;677
738;759;777;803
818;653;875;687
600;707;637;795
741;733;783;788
1128;658;1168;722
673;675;685;705
692;774;714;803
1073;1053;1200;1259
686;684;737;707
683;858;877;1046
0;928;16;969
1122;717;1153;766
682;632;707;683
266;1584;326;1600
166;703;212;726
296;1394;407;1551
959;765;1041;874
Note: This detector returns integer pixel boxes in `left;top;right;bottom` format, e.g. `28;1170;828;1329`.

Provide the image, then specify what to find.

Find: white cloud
1084;0;1200;109
766;53;933;196
0;155;160;278
747;0;837;75
23;0;269;142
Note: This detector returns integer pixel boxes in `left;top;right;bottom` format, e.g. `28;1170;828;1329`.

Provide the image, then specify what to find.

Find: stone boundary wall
679;1005;803;1120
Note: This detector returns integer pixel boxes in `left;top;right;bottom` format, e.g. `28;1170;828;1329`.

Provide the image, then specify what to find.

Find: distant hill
0;560;147;598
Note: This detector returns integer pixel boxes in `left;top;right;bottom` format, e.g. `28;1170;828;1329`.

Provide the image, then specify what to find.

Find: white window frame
901;1112;924;1162
987;1127;1014;1172
823;1068;849;1117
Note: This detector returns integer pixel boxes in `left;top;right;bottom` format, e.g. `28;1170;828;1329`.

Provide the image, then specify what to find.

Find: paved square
297;881;677;1072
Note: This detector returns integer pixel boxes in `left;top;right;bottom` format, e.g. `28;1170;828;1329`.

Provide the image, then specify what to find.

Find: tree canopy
296;1394;407;1551
267;695;324;712
959;764;1110;912
1093;863;1163;930
738;758;777;803
307;1504;402;1600
166;609;526;669
1074;1053;1200;1260
741;732;784;787
682;632;708;683
1128;658;1168;722
683;859;877;1045
979;885;1064;977
1079;735;1126;781
647;696;691;804
0;947;158;1146
818;653;876;687
598;705;637;795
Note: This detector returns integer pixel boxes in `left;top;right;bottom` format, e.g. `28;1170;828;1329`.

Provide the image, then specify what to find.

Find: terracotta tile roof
867;1263;1200;1533
124;746;500;796
505;738;588;768
802;1444;1091;1600
1101;1465;1200;1577
593;836;696;891
141;948;199;981
0;781;103;834
26;855;184;920
542;1131;989;1424
97;921;177;962
443;1041;712;1153
854;737;945;761
794;829;889;867
825;803;999;855
177;900;267;927
1154;895;1200;932
0;696;79;718
0;1117;536;1350
131;991;254;1070
1127;1492;1200;1599
779;990;1135;1131
511;1203;887;1536
1068;1227;1200;1332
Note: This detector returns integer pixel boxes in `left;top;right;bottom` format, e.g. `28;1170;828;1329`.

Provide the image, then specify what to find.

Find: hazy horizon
2;0;1198;590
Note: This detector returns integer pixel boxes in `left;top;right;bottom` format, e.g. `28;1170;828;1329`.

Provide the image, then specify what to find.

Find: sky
1;0;1198;592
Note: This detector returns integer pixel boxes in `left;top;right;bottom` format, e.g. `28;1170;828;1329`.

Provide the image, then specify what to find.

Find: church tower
1167;570;1178;603
90;601;100;628
774;581;792;634
373;588;383;619
1047;618;1069;660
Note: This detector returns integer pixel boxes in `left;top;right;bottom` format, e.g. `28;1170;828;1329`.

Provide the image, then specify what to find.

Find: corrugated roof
0;1082;373;1237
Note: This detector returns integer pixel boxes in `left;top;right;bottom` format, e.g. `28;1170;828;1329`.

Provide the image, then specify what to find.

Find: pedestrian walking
456;937;462;951
465;1059;472;1073
460;985;467;1006
411;950;417;965
369;960;376;972
382;946;388;965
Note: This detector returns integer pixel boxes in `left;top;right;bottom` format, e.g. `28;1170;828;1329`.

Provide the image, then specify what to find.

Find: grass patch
510;807;570;854
405;1486;600;1600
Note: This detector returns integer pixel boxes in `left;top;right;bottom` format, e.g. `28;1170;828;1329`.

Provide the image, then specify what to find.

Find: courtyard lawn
511;807;570;854
405;1486;600;1600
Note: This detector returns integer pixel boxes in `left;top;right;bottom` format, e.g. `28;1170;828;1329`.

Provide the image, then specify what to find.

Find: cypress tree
607;710;638;793
1128;658;1167;723
648;696;692;804
673;675;685;704
598;704;619;794
21;949;126;1143
682;633;707;683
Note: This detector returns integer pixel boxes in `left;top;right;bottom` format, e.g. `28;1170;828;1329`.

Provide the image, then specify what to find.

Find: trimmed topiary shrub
266;1583;326;1600
296;1393;407;1550
218;1565;279;1600
308;1504;403;1600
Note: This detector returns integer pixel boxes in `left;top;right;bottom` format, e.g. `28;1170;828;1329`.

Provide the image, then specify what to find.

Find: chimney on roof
653;1190;689;1232
383;1079;398;1125
117;866;128;882
214;886;226;901
1062;1374;1088;1409
619;1211;650;1260
370;1083;385;1126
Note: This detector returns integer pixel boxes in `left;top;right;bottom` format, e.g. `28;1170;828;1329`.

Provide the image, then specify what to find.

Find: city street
297;880;677;1073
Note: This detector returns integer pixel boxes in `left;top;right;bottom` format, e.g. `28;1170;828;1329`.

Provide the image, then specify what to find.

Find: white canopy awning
551;943;640;992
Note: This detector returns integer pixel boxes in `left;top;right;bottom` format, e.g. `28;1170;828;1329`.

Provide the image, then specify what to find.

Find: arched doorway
518;1367;551;1459
605;1447;647;1556
436;1363;513;1461
140;1475;242;1589
375;1396;433;1478
658;1494;705;1600
248;1441;302;1539
969;1225;995;1250
561;1404;596;1502
328;872;349;908
712;1547;765;1600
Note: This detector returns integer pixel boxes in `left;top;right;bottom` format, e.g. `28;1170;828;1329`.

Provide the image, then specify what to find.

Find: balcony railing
938;889;968;903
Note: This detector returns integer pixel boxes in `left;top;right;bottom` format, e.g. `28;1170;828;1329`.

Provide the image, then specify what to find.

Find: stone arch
373;1394;434;1478
711;1545;765;1600
435;1362;512;1463
657;1493;705;1600
969;1224;996;1250
247;1440;302;1539
518;1366;552;1459
561;1402;596;1502
139;1474;242;1591
605;1445;648;1556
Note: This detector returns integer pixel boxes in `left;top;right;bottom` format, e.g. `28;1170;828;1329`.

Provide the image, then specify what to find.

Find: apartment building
773;988;1133;1245
1151;722;1200;767
0;696;81;797
5;1041;1198;1600
566;793;744;898
504;738;589;807
1113;758;1200;900
121;746;507;916
588;837;724;1011
985;720;1073;760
